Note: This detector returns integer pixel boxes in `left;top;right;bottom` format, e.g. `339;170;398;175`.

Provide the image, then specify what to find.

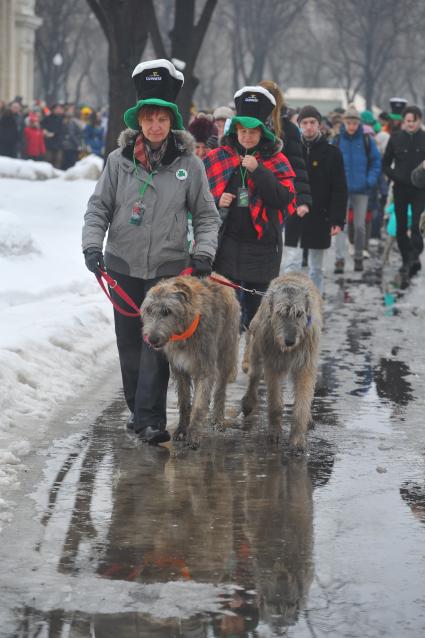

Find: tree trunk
86;0;154;156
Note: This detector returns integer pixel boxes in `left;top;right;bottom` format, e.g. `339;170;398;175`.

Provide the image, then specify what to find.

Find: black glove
190;256;212;277
84;248;105;274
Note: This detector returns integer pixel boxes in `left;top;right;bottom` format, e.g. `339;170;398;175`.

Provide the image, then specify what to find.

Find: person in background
42;103;65;168
259;80;312;223
0;102;20;157
283;105;347;295
333;104;381;273
204;85;296;330
188;113;218;159
383;105;425;285
82;59;219;444
213;105;234;141
62;103;83;169
23;112;46;160
84;111;104;157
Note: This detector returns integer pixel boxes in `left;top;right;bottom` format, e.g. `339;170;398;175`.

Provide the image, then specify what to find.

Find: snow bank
0;209;41;257
0;156;61;180
0;177;117;529
0;154;103;182
62;154;104;181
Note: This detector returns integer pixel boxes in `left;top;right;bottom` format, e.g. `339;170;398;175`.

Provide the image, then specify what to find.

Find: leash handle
179;268;265;297
96;269;141;318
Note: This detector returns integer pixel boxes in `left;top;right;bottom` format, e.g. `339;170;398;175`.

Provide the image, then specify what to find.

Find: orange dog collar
169;313;201;342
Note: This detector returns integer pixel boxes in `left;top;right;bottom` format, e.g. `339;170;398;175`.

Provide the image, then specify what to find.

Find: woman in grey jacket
82;59;219;444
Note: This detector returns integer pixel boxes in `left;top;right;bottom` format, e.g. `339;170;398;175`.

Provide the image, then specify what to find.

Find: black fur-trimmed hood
117;128;196;157
220;133;283;159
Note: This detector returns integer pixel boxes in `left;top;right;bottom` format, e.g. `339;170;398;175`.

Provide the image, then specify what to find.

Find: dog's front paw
289;432;306;454
241;394;255;416
186;429;201;450
172;426;187;442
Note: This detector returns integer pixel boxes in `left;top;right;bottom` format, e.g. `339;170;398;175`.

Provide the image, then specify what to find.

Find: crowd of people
79;59;425;446
0;97;106;168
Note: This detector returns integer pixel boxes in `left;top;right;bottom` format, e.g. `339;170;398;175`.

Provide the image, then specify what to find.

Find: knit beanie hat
343;104;361;120
213;105;234;121
188;114;218;144
298;105;322;124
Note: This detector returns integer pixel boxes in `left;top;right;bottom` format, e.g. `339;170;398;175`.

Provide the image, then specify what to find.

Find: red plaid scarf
134;133;168;171
204;145;296;239
134;134;150;170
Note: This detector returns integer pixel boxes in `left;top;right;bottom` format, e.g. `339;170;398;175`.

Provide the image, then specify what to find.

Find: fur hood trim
117;128;195;154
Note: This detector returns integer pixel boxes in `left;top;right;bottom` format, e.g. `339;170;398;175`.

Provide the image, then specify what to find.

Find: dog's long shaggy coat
242;272;322;452
141;275;240;449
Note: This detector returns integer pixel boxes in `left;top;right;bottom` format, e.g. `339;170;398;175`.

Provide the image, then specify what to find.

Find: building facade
0;0;42;103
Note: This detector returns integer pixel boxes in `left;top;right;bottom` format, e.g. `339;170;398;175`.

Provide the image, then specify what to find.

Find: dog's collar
307;316;312;327
169;313;201;342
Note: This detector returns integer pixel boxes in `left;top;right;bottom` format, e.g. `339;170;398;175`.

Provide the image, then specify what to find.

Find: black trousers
108;270;170;431
393;184;425;266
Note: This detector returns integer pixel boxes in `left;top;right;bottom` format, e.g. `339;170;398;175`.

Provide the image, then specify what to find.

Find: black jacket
214;135;292;283
0;111;19;157
41;113;64;151
281;116;312;209
383;129;425;186
285;135;348;249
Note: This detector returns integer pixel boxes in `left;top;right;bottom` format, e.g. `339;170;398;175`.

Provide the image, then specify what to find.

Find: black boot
409;260;421;277
137;425;171;445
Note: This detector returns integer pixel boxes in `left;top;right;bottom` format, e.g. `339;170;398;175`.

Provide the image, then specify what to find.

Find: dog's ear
266;289;275;312
172;280;193;304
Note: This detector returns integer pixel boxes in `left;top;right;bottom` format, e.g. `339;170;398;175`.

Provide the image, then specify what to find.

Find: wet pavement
1;248;425;637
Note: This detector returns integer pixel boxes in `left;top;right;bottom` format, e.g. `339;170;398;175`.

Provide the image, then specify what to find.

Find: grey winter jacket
411;162;425;189
82;129;219;279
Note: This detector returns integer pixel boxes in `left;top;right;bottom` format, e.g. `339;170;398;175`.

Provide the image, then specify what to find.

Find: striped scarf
204;145;296;239
134;133;168;171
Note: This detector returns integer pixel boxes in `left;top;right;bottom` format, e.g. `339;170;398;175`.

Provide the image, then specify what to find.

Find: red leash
95;267;266;320
95;269;141;318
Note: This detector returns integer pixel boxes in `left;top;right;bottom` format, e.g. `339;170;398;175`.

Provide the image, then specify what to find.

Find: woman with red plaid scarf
204;86;296;330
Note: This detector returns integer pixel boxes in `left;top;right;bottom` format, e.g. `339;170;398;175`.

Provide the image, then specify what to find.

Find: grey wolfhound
141;275;240;449
241;272;323;452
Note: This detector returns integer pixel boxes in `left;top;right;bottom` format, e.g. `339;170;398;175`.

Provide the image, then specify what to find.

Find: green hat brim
389;113;402;121
123;98;184;130
227;116;275;142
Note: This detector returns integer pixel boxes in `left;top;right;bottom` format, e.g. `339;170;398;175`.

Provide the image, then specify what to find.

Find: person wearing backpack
333;104;381;273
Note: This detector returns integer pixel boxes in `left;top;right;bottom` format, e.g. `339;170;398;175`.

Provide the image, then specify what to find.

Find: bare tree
86;0;155;155
226;0;309;92
149;0;219;123
319;0;418;108
35;0;94;105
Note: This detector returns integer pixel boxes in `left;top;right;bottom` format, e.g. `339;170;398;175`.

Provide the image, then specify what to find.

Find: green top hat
123;59;185;130
227;115;275;142
124;98;184;131
227;86;277;143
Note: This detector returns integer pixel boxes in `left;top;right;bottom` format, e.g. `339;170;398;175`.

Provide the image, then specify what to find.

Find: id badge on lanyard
131;159;154;226
238;163;249;207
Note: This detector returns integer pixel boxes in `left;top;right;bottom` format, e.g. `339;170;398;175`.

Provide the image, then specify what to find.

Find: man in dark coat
0;105;20;157
283;105;347;294
383;104;425;282
41;103;65;168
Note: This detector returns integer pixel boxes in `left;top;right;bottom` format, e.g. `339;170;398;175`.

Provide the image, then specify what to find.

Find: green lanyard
133;156;155;200
239;164;248;187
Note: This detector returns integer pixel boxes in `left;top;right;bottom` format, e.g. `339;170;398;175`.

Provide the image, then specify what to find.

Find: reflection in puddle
373;357;413;406
15;401;336;636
